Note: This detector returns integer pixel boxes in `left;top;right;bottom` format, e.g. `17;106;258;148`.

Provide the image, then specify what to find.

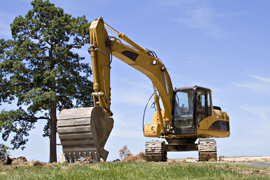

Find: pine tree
0;0;93;162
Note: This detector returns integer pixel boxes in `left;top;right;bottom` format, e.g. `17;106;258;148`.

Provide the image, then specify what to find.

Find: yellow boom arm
89;17;174;130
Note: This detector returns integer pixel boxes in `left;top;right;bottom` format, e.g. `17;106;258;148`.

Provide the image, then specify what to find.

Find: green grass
0;161;269;180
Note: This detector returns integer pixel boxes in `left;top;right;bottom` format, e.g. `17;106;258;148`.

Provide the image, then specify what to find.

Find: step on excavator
57;17;230;162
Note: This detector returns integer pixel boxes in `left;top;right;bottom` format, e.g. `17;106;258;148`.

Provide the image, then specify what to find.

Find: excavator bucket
57;106;113;162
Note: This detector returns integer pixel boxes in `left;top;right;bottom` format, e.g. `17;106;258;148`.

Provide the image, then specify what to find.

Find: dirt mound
27;160;46;166
0;155;28;165
0;156;45;167
0;155;12;165
11;156;28;165
123;151;146;162
119;145;145;162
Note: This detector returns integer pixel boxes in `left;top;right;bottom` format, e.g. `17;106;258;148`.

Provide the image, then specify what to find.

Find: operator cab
172;86;212;135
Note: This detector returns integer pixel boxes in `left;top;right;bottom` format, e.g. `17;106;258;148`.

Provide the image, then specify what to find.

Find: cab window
173;90;194;129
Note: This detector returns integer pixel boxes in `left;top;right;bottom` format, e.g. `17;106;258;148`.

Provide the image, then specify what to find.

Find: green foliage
0;144;10;159
53;163;60;167
0;0;93;158
61;162;68;166
0;162;269;180
0;108;35;149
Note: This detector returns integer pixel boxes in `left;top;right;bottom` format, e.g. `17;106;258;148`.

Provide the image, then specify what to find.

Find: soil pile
123;151;146;162
0;155;46;168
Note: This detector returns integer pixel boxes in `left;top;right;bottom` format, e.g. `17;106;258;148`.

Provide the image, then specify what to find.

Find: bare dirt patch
213;164;270;176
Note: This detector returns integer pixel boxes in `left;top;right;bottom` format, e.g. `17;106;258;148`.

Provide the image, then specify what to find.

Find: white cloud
240;105;270;122
237;105;270;144
176;6;223;37
249;75;270;83
233;74;270;94
159;0;240;37
157;0;224;37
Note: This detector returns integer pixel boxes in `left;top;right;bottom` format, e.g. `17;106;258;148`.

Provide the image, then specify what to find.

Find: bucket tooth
100;149;109;161
57;106;114;162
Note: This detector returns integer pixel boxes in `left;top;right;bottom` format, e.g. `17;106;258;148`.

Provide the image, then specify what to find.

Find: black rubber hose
142;93;155;131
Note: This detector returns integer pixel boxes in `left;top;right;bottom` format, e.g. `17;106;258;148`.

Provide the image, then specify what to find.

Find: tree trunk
49;100;57;163
49;47;57;163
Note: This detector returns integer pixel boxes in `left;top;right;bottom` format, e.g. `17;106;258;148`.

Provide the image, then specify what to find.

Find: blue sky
1;0;270;162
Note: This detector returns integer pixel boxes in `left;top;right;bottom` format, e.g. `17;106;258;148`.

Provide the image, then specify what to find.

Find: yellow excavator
57;17;230;162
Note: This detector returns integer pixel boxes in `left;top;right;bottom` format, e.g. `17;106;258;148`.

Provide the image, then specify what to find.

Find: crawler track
145;141;167;162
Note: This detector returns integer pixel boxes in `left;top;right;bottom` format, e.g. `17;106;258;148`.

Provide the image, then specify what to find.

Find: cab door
172;90;196;135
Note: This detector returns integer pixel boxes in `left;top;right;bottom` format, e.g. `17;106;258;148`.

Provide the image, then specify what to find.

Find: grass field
0;161;270;180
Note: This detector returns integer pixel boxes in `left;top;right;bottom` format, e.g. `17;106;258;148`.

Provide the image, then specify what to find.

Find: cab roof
174;85;211;92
